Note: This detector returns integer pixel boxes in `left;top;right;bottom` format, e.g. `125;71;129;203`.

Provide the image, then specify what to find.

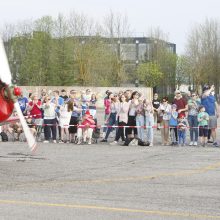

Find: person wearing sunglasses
42;96;57;143
158;97;171;145
188;92;200;146
173;90;188;118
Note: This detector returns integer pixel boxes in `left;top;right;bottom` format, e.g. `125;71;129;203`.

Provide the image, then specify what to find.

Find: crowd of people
0;85;219;147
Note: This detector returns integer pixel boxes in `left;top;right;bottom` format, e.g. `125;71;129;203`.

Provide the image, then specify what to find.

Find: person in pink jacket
102;91;112;137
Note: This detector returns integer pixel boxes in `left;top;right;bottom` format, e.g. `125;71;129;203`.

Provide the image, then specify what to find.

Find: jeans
103;113;110;133
136;115;145;141
170;127;178;143
104;113;117;140
145;115;154;143
44;118;57;141
178;130;186;144
188;115;198;142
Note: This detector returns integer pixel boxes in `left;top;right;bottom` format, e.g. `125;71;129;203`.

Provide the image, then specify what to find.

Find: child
197;105;209;147
77;110;95;145
169;104;178;145
177;114;188;146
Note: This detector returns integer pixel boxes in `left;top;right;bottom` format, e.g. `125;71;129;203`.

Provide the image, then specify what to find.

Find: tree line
177;18;220;93
0;11;177;93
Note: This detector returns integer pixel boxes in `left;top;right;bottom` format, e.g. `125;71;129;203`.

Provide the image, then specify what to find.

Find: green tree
176;55;191;86
137;62;163;87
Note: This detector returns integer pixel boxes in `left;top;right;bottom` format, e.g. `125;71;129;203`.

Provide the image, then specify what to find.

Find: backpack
0;132;8;142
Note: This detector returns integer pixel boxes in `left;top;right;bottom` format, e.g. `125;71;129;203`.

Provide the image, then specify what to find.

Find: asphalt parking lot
0;140;220;220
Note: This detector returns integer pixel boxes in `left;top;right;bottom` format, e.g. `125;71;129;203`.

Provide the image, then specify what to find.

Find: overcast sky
0;0;220;54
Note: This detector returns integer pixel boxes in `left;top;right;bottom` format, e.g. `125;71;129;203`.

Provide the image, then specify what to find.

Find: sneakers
88;139;92;145
149;143;153;147
110;141;118;145
100;139;107;142
43;140;57;143
189;141;194;146
59;140;64;144
101;132;106;139
77;139;82;145
213;142;219;147
193;142;198;146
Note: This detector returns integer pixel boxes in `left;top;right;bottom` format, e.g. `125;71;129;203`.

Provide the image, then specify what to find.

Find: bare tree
185;18;220;92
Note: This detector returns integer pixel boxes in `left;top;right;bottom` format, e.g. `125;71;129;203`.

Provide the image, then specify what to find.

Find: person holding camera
201;85;219;147
101;93;118;142
42;96;57;143
188;92;200;146
158;97;171;145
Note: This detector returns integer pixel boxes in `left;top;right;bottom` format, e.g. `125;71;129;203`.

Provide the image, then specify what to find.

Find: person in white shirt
42;96;57;143
143;99;154;146
158;97;172;145
126;91;139;139
59;100;73;143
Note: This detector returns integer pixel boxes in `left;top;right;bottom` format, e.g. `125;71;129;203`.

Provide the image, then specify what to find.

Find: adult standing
135;97;145;141
102;91;112;138
89;93;97;119
59;100;73;143
68;90;81;143
143;99;154;146
126;91;139;139
152;93;161;129
201;85;219;147
188;92;200;146
110;94;129;145
51;90;64;141
158;97;171;145
42;96;57;143
173;90;188;117
101;93;118;142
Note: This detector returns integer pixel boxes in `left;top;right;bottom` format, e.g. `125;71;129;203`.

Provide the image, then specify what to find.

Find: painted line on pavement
0;199;219;219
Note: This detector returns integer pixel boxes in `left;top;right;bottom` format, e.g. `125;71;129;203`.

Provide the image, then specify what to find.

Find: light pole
117;40;121;61
135;40;140;87
135;40;139;67
153;40;158;63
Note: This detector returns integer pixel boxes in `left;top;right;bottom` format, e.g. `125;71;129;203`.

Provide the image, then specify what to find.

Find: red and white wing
14;102;37;152
0;37;37;152
0;37;12;85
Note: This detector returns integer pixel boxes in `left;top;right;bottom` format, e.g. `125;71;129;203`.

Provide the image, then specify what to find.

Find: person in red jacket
28;94;42;121
77;110;95;145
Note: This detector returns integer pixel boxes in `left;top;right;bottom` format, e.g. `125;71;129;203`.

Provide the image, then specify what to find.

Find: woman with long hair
59;100;73;143
158;97;172;145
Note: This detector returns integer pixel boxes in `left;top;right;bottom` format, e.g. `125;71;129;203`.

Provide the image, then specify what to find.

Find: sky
0;0;220;54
